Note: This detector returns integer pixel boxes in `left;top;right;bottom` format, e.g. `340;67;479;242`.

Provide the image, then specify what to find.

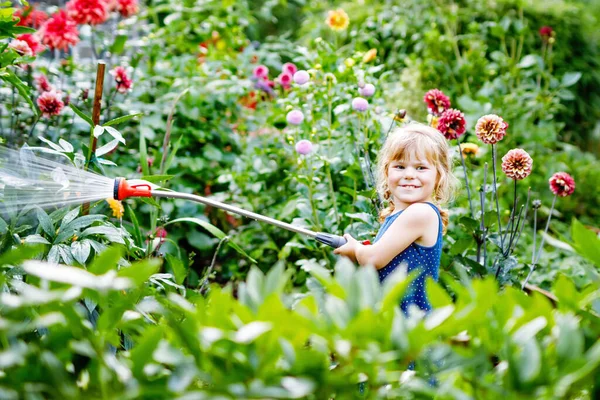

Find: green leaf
517;54;540;69
139;175;174;183
70;104;94;127
166;217;256;264
0;69;38;116
55;215;106;243
561;72;582;87
117;258;161;287
130;326;163;377
103;112;143;127
166;253;187;285
80;225;125;244
71;240;91;264
88;245;124;275
109;34;128;55
36;207;54;238
139;130;150;176
571;218;600;267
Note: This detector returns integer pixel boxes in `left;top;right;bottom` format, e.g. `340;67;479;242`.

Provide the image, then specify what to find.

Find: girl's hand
333;233;359;263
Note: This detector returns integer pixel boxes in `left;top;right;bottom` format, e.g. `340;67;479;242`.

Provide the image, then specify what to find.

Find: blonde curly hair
376;123;459;233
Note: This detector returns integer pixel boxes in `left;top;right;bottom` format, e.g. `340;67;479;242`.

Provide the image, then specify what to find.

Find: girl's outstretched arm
336;203;438;269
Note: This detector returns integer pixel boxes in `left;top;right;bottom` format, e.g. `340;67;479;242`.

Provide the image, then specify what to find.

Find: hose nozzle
114;178;154;200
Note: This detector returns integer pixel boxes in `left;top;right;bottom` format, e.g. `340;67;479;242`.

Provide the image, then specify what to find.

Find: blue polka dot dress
374;202;443;313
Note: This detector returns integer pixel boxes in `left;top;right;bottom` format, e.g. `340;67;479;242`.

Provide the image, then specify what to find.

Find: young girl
334;123;458;313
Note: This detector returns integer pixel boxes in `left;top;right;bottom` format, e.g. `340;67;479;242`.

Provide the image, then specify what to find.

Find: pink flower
293;70;310;85
8;39;33;56
295;140;313;155
253;65;269;79
110;66;133;93
358;83;375;97
475;114;508;145
66;0;109;25
14;7;48;29
116;0;139;17
278;72;293;89
35;74;53;93
282;62;297;76
437;108;466;140
539;26;553;38
16;34;45;55
37;90;64;118
501;149;533;180
549;172;575;197
424;89;451;116
40;10;80;51
352;97;369;112
286;110;304;125
155;227;167;241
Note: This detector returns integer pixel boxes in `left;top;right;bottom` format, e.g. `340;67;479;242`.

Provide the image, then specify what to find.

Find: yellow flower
326;9;349;31
106;198;124;219
460;143;480;157
362;48;377;63
344;58;355;68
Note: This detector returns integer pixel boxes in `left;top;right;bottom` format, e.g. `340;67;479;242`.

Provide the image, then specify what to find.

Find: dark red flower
35;74;53;93
37;90;64;118
549;172;575;197
40;10;80;51
539;26;553;38
424;88;451;116
437;108;466;140
116;0;139;18
14;7;48;29
66;0;109;25
110;66;133;93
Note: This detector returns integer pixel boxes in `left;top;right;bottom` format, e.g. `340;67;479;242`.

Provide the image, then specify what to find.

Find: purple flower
254;79;274;95
252;65;269;79
286;110;304;125
358;83;375;97
352;97;369;112
293;70;310;85
295;139;313;155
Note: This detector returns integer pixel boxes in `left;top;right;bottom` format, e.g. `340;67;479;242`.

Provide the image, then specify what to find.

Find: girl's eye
417;166;426;170
395;165;405;169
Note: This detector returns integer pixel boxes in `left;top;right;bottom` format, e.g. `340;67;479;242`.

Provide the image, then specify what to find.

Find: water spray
0;146;349;248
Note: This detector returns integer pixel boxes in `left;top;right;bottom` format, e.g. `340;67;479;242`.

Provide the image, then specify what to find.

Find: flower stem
509;187;531;254
478;163;488;267
491;145;505;251
324;160;341;230
522;194;557;288
503;179;518;252
457;136;475;219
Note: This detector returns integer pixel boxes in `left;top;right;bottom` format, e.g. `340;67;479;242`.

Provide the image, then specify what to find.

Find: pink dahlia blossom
40;10;80;51
110;66;133;93
539;26;553;38
15;7;48;29
501;149;533;180
358;83;375;97
352;97;369;112
423;89;451;116
252;65;269;79
282;62;297;76
8;39;33;56
286;110;304;125
16;34;45;55
293;70;310;85
116;0;139;17
476;114;508;145
278;72;293;89
549;172;575;197
66;0;109;25
37;90;64;118
295;140;313;155
35;74;53;93
437;108;466;140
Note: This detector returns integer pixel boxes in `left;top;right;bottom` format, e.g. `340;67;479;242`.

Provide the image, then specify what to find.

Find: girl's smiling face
387;153;438;211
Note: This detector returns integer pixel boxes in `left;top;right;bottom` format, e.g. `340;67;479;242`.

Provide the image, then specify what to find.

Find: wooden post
82;60;106;215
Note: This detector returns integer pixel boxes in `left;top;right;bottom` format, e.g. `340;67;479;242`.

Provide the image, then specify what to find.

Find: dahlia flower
252;65;269;79
106;198;124;218
326;9;349;31
362;49;377;63
501;149;533;180
358;83;375;97
437;108;466;140
14;7;48;28
282;62;297;76
8;40;33;57
278;72;293;89
352;97;369;112
110;66;133;93
295;140;313;155
116;0;139;18
16;34;45;55
37;90;64;118
40;10;80;51
35;74;53;93
460;142;479;157
549;172;575;197
293;70;310;85
423;89;451;116
539;26;553;38
475;114;508;145
66;0;109;25
286;110;304;125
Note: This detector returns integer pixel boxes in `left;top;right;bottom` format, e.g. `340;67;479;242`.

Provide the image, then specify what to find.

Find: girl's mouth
401;185;420;189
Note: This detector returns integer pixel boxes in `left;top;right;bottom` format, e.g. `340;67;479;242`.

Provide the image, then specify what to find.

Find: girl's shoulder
402;202;440;219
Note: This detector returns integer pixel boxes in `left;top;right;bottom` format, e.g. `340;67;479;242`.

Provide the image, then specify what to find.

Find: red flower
539;26;553;38
66;0;109;25
240;91;258;110
35;74;53;93
424;89;451;116
501;149;533;180
117;0;139;18
110;66;133;93
37;91;64;118
16;34;45;55
14;7;48;29
155;227;167;241
40;10;80;51
437;108;466;140
549;172;575;197
8;39;33;56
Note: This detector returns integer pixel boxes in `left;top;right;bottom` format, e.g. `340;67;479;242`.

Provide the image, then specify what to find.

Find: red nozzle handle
114;178;153;200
